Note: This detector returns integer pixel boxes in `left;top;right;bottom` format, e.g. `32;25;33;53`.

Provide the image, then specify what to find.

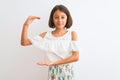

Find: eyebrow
54;15;66;17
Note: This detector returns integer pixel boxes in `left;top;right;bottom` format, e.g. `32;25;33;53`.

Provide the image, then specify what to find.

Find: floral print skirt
48;64;74;80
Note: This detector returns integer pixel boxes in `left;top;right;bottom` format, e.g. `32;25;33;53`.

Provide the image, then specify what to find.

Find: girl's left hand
36;61;55;66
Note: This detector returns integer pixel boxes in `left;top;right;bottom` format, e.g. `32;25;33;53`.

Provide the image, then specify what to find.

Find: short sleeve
29;35;46;50
70;41;80;52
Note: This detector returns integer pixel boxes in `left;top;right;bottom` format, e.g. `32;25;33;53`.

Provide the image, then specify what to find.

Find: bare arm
21;16;40;46
53;51;79;65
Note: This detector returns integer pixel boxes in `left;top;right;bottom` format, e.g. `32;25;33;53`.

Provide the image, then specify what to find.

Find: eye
54;16;58;19
61;16;65;19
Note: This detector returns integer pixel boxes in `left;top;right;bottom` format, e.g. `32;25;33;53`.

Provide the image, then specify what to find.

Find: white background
0;0;120;80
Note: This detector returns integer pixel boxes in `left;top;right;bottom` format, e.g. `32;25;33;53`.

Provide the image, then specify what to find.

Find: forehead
53;10;67;16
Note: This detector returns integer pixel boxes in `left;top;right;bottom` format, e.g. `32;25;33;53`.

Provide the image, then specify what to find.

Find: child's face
53;10;67;29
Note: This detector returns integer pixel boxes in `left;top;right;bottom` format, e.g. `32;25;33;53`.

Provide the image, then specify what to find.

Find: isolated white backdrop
0;0;120;80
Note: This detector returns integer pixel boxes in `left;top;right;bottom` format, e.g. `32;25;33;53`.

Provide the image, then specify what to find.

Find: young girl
21;4;79;80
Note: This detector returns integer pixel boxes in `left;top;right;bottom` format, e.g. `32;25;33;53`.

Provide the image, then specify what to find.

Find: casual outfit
29;30;79;80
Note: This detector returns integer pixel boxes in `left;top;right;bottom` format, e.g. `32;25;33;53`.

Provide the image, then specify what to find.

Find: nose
58;17;62;21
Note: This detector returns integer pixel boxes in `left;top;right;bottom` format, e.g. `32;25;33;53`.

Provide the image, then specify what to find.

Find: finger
35;16;40;19
37;62;43;65
37;62;47;65
32;16;40;19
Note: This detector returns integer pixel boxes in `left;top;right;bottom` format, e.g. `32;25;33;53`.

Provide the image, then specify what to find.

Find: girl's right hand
24;16;40;26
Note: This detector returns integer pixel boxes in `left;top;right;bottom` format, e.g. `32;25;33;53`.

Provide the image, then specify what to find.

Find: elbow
74;56;79;62
21;39;31;46
21;42;30;46
21;43;27;46
73;52;79;62
21;42;27;46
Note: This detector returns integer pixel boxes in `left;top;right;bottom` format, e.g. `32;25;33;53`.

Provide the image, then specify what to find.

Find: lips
57;23;64;25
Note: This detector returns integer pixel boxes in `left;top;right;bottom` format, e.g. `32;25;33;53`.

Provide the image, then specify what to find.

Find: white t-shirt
29;30;79;62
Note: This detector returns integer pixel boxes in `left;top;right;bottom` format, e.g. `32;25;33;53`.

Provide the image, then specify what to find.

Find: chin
56;25;65;28
57;27;64;29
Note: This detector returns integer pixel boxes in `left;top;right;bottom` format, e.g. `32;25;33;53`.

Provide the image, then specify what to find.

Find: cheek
64;19;67;24
53;19;57;24
64;17;67;22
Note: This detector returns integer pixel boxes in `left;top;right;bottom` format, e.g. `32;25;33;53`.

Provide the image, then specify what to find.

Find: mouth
57;23;64;26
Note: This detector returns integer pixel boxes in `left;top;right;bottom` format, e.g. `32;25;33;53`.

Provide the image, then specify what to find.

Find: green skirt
48;64;74;80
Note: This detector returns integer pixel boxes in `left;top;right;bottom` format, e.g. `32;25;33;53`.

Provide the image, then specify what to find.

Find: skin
21;10;79;66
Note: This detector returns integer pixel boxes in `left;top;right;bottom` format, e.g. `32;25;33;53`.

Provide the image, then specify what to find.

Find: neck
54;28;67;33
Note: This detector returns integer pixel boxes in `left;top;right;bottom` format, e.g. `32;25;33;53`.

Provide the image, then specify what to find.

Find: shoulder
39;32;47;38
71;31;78;41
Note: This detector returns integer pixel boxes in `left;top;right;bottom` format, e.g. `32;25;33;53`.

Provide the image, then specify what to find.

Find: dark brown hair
48;5;73;29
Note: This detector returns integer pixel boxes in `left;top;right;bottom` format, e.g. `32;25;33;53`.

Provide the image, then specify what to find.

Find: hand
24;16;40;26
36;61;55;66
